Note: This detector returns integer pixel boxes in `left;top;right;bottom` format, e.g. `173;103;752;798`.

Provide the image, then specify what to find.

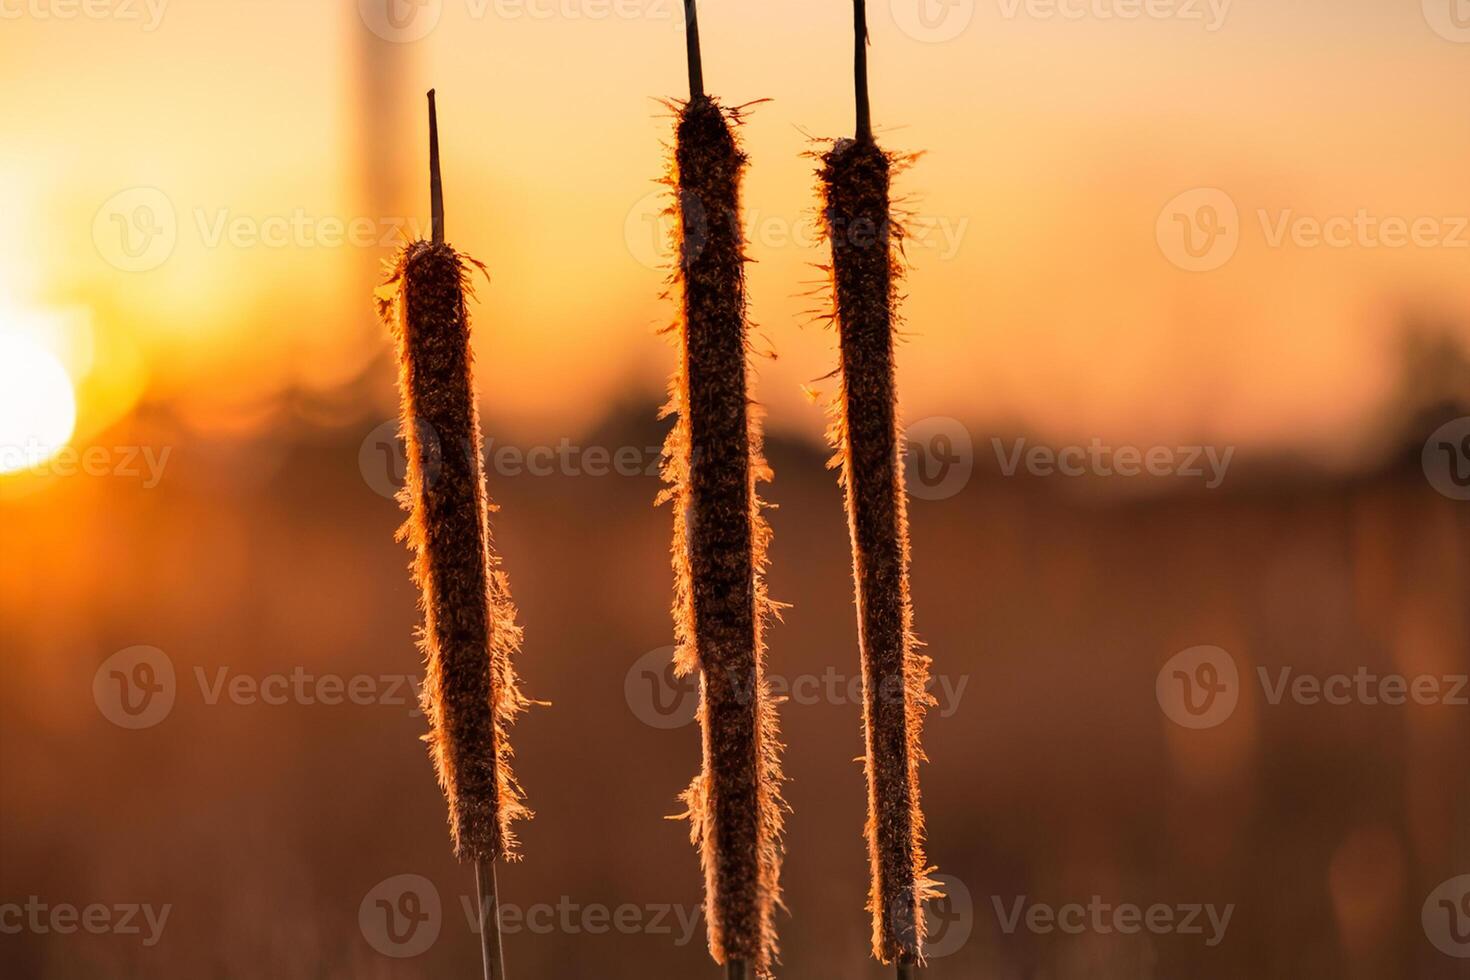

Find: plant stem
726;960;749;980
476;859;506;980
853;0;872;143
684;0;704;99
897;957;917;979
428;89;444;244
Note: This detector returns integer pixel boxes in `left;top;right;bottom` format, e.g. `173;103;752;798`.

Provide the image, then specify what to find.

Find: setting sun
0;333;76;475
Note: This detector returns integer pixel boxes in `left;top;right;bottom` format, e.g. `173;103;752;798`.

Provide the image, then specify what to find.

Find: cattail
377;90;530;980
818;2;937;974
657;3;784;977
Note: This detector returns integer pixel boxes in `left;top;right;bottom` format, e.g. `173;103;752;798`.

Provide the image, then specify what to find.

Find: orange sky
2;0;1469;459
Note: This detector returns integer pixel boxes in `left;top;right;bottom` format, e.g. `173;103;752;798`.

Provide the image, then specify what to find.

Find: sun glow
0;333;77;475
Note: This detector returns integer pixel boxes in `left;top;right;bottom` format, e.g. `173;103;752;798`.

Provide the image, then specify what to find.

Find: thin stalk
383;90;529;980
853;0;871;143
897;957;917;979
684;0;704;98
726;960;750;980
476;859;506;980
428;89;444;244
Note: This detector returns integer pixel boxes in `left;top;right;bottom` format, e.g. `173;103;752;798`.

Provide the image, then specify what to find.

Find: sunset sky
3;0;1469;467
3;8;1468;978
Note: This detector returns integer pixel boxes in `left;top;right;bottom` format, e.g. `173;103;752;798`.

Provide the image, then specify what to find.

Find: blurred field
1;394;1465;978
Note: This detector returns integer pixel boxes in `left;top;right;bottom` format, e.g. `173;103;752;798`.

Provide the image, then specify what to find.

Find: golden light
0;333;77;475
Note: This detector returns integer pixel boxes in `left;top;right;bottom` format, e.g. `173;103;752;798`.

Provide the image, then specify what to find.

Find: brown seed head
658;95;785;976
379;239;531;863
819;137;939;966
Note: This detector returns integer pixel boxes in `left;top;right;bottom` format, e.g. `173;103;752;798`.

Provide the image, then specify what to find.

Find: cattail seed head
379;238;531;863
659;94;785;977
819;136;939;967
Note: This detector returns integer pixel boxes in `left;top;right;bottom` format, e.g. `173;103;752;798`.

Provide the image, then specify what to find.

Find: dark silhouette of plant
657;4;785;977
377;90;529;980
818;3;938;975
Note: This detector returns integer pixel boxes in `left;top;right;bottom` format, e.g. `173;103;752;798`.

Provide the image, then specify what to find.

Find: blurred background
2;0;1468;976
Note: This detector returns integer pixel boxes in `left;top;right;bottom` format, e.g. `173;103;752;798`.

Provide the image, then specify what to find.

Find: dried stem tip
683;0;704;99
820;137;936;966
428;89;444;244
381;238;530;863
662;95;784;977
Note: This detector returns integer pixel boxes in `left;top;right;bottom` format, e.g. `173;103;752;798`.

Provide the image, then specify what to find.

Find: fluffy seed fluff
818;137;939;967
656;95;786;977
378;239;531;863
